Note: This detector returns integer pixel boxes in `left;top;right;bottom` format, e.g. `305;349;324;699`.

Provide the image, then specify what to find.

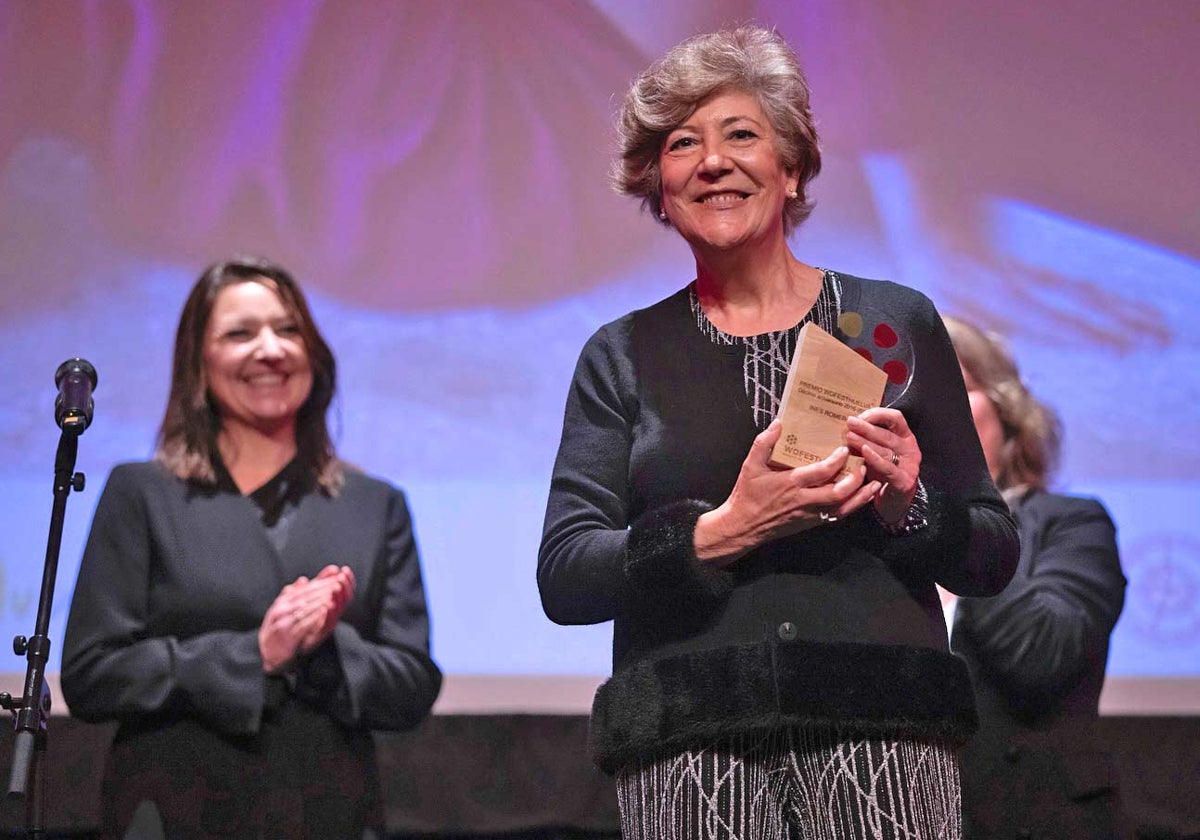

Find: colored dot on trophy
838;312;864;338
883;359;909;385
874;323;898;349
855;348;874;363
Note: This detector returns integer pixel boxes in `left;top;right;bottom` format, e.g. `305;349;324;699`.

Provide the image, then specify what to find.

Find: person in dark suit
61;257;442;839
944;316;1128;839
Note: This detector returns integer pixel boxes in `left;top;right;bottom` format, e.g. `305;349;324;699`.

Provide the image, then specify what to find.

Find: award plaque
769;322;887;473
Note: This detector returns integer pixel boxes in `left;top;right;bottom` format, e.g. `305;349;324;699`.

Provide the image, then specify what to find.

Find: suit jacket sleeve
293;487;442;730
61;466;268;735
954;495;1125;707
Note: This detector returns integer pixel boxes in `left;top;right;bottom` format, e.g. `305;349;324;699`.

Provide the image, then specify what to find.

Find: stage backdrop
0;0;1197;713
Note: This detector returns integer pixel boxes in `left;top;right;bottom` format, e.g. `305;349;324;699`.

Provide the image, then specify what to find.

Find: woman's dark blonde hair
944;316;1061;495
613;25;821;234
156;257;343;493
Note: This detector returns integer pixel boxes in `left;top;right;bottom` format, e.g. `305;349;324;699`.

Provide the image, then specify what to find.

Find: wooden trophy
769;322;887;475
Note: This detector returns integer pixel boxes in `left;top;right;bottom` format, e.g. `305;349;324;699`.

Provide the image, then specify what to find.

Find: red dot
874;323;898;348
883;360;908;385
855;348;873;362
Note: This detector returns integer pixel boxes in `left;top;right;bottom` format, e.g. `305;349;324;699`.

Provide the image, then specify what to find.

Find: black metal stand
2;429;87;838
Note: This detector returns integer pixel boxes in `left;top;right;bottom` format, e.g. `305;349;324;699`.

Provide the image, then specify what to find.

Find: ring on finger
890;451;901;466
818;509;839;523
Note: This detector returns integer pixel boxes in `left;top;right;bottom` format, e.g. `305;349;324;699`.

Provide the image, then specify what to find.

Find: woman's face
658;88;796;255
203;279;313;437
962;369;1005;483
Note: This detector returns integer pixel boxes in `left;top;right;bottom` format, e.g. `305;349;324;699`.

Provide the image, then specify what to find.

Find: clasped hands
259;564;356;674
694;407;921;567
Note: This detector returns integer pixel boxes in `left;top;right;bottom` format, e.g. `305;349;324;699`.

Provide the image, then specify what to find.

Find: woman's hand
300;565;355;653
694;420;882;568
258;565;356;674
846;408;922;526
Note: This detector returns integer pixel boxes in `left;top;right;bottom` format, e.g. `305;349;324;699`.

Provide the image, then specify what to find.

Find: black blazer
60;461;442;836
62;461;441;734
953;490;1127;839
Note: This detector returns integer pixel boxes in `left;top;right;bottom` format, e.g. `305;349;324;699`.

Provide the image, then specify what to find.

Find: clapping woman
62;257;441;839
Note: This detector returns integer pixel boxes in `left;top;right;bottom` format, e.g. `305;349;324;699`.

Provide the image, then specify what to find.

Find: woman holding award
539;26;1019;838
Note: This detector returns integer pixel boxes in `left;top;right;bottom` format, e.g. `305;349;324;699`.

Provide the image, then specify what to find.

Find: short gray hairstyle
613;26;821;233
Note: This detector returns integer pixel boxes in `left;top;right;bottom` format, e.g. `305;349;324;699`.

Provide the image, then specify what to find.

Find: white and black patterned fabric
690;271;842;431
616;727;961;840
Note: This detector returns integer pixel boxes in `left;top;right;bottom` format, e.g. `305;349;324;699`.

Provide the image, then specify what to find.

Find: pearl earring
658;209;668;220
787;189;799;200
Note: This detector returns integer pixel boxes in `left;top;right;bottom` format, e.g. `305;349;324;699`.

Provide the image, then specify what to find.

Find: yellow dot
839;312;864;338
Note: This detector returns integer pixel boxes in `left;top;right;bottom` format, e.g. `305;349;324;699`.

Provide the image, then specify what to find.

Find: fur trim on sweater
624;499;732;613
589;637;977;774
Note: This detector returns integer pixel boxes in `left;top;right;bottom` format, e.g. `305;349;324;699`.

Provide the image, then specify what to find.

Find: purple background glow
1;1;1197;702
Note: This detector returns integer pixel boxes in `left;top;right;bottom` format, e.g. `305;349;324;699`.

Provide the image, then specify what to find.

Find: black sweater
539;271;1019;773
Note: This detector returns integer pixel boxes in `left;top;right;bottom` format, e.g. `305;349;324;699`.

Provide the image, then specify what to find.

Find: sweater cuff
877;480;969;564
872;479;930;535
624;500;733;610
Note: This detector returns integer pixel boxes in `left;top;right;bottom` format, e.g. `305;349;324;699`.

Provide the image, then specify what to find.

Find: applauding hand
259;565;356;673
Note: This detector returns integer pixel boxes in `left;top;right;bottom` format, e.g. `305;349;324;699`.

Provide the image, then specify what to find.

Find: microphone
54;358;98;434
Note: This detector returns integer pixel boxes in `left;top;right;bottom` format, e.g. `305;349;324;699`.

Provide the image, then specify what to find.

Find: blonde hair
944;316;1061;495
612;25;821;234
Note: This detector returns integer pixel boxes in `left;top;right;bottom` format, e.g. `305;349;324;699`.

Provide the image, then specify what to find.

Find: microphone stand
2;428;87;838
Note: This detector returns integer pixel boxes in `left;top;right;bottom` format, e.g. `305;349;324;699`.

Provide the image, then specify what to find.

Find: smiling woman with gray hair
539;26;1018;839
613;25;822;235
